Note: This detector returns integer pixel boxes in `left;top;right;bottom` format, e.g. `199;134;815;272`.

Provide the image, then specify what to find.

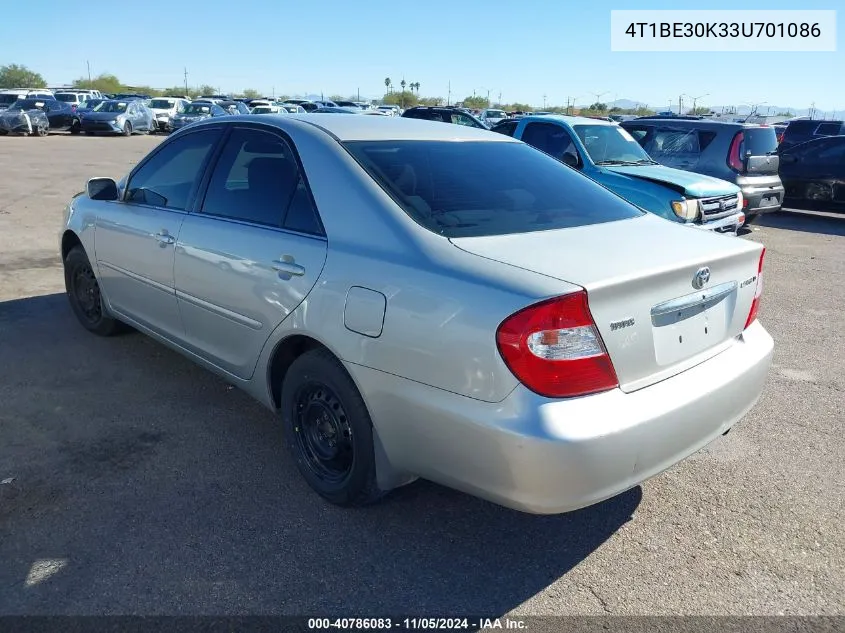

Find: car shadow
755;209;845;237
0;293;641;617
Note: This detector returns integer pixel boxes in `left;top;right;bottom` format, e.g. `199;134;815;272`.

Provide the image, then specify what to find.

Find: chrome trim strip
175;290;263;331
651;281;738;322
98;260;172;294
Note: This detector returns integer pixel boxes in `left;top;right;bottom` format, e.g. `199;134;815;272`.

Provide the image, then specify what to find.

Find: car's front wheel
64;245;124;336
281;348;383;506
70;120;81;135
122;121;132;136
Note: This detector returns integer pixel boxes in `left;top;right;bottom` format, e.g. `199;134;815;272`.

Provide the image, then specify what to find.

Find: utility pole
592;91;608;112
498;91;502;106
357;87;360;101
679;94;683;115
183;67;188;93
486;89;490;106
86;60;91;83
543;94;547;109
447;81;451;106
810;102;816;118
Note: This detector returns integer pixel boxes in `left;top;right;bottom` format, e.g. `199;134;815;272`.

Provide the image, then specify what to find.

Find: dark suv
621;118;783;223
779;119;845;151
401;106;487;129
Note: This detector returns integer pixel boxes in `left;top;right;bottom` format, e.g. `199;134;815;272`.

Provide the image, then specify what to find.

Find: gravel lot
0;133;843;617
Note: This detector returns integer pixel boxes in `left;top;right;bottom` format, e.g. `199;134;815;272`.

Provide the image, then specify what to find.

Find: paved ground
0;134;843;617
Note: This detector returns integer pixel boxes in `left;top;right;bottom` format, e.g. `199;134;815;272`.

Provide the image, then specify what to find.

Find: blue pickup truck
491;115;745;234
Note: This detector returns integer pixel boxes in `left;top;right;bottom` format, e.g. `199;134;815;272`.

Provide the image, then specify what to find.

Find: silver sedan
60;115;774;514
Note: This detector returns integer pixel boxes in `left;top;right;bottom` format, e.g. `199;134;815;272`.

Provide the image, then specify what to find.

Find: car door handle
271;258;305;277
154;231;176;245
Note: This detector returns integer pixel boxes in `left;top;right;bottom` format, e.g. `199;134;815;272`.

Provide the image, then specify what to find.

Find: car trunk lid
451;214;764;393
733;126;780;176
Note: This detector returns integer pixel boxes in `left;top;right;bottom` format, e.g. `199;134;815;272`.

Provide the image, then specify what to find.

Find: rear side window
815;122;842;136
698;131;718;150
651;128;700;157
343;140;643;238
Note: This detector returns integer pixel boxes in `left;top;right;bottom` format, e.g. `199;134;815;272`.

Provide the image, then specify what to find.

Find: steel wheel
292;381;354;484
70;264;102;324
63;245;124;336
280;348;383;506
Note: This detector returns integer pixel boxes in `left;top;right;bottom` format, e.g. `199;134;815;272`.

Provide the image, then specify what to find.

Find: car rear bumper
741;183;785;215
351;319;774;514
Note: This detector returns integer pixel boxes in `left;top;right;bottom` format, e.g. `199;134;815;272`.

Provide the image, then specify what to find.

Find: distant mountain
600;98;828;118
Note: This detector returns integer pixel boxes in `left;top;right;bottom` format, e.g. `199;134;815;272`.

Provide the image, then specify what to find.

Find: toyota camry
60;115;773;514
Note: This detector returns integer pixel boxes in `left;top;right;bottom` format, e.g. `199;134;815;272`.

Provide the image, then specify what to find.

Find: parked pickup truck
491;115;745;234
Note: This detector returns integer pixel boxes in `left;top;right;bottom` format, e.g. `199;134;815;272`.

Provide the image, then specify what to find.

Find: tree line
1;63;663;115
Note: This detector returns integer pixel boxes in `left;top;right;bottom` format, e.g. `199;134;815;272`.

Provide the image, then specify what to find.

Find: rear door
174;125;328;379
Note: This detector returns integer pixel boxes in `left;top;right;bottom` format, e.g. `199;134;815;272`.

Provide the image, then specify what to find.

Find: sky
1;0;841;111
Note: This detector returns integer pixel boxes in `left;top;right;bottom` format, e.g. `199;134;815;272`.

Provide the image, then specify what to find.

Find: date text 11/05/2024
307;617;528;630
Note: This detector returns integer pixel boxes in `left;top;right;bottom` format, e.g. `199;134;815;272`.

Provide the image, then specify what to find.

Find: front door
94;127;222;338
174;125;328;379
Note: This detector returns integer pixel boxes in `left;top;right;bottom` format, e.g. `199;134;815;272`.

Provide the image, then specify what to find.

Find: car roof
521;114;614;127
190;114;518;142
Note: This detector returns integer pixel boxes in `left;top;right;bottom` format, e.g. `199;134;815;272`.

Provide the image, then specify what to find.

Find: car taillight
728;131;745;172
496;291;619;398
744;247;766;328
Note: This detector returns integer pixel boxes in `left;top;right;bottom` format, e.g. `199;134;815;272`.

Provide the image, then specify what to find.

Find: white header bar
610;10;836;52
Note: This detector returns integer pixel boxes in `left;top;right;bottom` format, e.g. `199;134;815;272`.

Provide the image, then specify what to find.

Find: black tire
63;246;123;336
744;212;760;226
36;125;49;137
122;121;132;137
85;130;94;136
281;348;383;507
70;121;81;135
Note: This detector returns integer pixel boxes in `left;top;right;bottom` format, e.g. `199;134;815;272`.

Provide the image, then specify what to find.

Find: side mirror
87;177;119;201
562;153;579;168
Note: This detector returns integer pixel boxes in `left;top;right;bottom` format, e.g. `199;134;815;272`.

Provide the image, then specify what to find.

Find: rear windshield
54;93;79;102
343;141;643;238
149;99;175;109
743;127;778;156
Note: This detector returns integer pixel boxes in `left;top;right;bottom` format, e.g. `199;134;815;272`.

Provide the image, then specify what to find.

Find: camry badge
692;267;711;290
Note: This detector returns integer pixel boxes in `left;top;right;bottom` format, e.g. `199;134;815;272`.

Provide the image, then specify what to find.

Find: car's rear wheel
281;348;383;506
122;121;132;136
70;120;81;135
64;246;124;336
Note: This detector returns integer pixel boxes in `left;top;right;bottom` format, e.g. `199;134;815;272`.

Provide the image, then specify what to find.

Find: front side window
125;128;221;210
200;127;322;234
491;120;518;137
451;113;483;128
344;140;643;238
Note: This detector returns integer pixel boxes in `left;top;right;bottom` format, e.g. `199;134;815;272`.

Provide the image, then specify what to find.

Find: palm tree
400;79;406;93
412;82;420;94
384;77;391;94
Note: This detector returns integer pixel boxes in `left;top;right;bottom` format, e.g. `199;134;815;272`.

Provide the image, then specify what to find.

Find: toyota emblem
692;267;711;289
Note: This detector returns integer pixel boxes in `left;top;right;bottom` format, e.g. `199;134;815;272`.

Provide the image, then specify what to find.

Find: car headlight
671;199;699;221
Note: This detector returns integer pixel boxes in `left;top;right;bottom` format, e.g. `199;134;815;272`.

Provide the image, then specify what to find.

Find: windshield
573;124;653;164
149;99;175;109
95;101;128;113
742;127;778;156
486;110;506;118
54;93;78;102
343;140;642;238
80;99;102;109
252;107;272;114
183;103;211;115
